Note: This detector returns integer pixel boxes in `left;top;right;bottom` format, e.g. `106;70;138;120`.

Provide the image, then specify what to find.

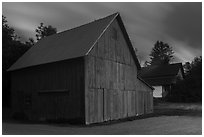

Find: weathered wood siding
11;57;85;121
85;19;153;124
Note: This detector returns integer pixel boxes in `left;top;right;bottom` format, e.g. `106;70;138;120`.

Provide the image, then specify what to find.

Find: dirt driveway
2;103;202;135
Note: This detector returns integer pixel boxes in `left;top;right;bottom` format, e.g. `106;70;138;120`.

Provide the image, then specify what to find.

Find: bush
166;79;202;102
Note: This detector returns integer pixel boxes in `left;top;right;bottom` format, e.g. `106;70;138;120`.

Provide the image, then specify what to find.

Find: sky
2;2;202;65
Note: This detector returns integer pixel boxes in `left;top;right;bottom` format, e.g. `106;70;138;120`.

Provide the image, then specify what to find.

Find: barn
139;63;184;98
8;12;154;124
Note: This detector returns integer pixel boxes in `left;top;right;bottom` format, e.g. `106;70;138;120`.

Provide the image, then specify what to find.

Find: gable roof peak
48;12;119;41
8;12;142;72
8;12;118;71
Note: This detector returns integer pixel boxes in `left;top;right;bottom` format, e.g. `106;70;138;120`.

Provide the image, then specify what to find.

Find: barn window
111;28;118;40
38;89;70;95
25;95;32;108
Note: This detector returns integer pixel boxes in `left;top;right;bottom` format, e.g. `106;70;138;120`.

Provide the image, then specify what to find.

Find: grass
3;102;202;125
2;102;202;135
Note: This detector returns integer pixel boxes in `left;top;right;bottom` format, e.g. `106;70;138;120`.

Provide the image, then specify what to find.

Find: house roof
139;63;184;86
8;12;141;71
142;76;176;86
139;63;184;78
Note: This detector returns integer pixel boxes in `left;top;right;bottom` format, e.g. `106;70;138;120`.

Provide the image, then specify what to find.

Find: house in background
8;13;153;124
139;63;184;98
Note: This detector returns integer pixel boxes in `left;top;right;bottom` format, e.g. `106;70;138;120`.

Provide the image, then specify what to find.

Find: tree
183;62;191;74
148;41;174;66
2;15;32;70
35;23;57;41
2;15;32;107
144;61;150;67
25;38;35;46
167;56;202;102
2;15;16;46
185;56;202;90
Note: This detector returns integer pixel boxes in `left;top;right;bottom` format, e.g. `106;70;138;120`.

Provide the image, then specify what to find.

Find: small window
38;89;70;95
112;28;118;40
25;95;32;107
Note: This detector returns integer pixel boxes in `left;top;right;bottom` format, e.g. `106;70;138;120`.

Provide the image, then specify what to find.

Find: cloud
2;2;201;63
164;2;202;49
167;37;202;63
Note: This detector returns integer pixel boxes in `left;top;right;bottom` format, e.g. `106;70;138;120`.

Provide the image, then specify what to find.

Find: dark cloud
164;2;202;49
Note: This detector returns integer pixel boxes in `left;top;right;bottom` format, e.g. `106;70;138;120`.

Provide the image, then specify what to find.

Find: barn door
103;89;111;121
144;91;150;114
16;90;24;113
144;92;146;114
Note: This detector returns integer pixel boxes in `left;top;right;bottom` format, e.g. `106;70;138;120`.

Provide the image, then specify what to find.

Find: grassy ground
2;102;202;135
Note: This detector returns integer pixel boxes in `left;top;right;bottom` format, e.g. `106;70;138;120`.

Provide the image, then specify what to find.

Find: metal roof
8;12;141;71
142;76;176;86
139;63;183;78
139;63;184;86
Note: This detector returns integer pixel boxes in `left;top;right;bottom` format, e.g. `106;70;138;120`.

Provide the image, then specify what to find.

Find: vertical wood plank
109;61;114;89
118;90;122;118
98;89;103;122
104;31;109;59
112;90;116;120
109;36;116;61
105;60;110;89
100;59;106;88
95;58;100;89
132;91;136;116
89;89;94;123
110;89;114;120
135;91;138;116
103;89;107;121
98;36;105;58
94;89;98;123
87;56;95;88
106;89;111;121
121;91;125;118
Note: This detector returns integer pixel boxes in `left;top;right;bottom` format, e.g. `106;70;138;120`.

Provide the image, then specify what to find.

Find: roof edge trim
85;13;119;55
137;75;155;90
116;14;141;70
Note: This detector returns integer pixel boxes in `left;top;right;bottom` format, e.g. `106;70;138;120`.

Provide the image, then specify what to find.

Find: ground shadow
3;103;202;127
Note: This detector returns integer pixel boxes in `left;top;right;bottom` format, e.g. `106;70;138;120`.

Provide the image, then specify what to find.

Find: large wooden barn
8;13;153;124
